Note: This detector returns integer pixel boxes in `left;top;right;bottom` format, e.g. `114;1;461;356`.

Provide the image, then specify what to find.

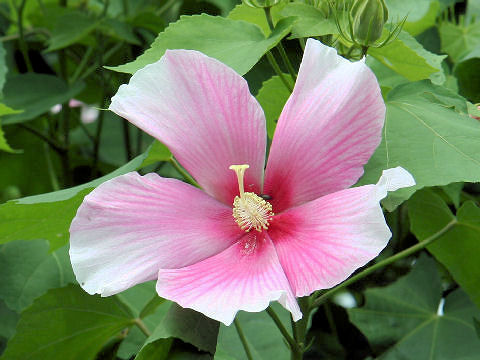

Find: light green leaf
215;303;291;360
369;31;446;84
255;74;290;138
396;0;440;36
348;255;480;359
0;239;75;312
280;2;337;39
1;284;135;360
108;14;295;75
2;74;84;125
359;80;480;210
46;10;99;52
0;104;22;153
0;141;169;249
439;22;480;63
136;304;219;359
227;2;286;36
408;189;480;308
141;141;171;167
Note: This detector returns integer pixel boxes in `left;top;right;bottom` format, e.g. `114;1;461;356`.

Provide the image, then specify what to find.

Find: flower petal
156;232;301;325
69;172;241;297
109;50;267;205
264;39;385;212
269;167;415;297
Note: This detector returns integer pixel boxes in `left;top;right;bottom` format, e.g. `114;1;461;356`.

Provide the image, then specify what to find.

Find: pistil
229;165;274;232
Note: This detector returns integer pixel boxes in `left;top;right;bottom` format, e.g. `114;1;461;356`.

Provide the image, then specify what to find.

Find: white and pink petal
109;50;267;205
156;232;302;326
264;39;385;212
269;167;415;297
69;172;242;296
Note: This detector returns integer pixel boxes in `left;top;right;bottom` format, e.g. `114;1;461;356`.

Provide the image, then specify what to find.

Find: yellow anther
229;164;274;232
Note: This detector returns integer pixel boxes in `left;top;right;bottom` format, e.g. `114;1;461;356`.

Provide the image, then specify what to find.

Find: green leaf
0;300;18;340
280;2;337;39
398;0;440;36
136;304;219;359
215;303;291;360
0;105;23;153
227;3;286;36
348;255;480;359
46;10;99;52
369;31;446;84
0;239;75;312
2;74;85;125
1;284;135;360
108;14;295;75
454;55;480;103
116;283;171;360
439;22;480;63
408;189;480;308
359;80;480;210
140;141;171;167
0;141;169;249
100;18;141;45
255;74;290;138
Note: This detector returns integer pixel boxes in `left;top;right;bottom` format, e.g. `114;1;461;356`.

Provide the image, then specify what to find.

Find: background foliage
0;0;479;359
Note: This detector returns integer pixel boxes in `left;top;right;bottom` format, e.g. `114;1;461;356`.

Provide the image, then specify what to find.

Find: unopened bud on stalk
243;0;283;8
350;0;388;46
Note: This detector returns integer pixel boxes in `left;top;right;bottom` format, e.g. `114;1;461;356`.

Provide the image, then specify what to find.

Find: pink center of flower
229;164;274;232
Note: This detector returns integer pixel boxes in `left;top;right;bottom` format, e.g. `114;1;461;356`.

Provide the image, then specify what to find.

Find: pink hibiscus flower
69;39;414;325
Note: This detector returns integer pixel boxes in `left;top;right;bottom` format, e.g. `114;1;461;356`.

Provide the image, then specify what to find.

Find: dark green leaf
0;239;75;312
46;10;99;52
1;284;135;360
100;18;141;45
255;74;290;138
108;14;295;75
454;56;480;103
2;74;84;125
348;255;480;359
408;189;480;308
0;301;18;340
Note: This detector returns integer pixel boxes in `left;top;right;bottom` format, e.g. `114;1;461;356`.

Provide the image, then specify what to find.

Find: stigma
229;164;274;232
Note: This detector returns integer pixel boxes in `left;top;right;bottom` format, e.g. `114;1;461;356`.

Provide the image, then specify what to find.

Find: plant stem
43;142;60;191
266;52;293;92
234;317;253;360
290;297;310;360
134;318;151;337
263;7;297;82
311;219;458;308
122;118;132;161
17;0;33;71
169;157;199;187
266;306;298;352
19;123;67;153
70;46;94;84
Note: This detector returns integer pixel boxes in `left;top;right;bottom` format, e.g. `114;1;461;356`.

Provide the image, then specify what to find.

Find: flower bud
243;0;283;8
350;0;388;46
